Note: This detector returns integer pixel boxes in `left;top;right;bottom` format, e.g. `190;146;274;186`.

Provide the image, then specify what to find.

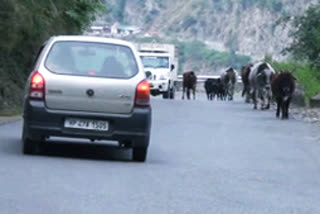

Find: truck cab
136;43;178;99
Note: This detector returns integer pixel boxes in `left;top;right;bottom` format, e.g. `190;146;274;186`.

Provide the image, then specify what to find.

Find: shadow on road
5;136;133;162
40;141;133;162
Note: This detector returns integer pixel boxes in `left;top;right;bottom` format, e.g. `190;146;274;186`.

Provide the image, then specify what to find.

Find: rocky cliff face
103;0;316;60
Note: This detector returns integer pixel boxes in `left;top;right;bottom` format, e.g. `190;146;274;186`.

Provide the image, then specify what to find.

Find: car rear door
45;74;138;114
42;40;140;115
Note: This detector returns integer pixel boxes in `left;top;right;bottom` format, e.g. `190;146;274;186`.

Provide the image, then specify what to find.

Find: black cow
204;78;223;101
182;71;197;100
241;64;253;103
271;71;296;119
205;79;214;100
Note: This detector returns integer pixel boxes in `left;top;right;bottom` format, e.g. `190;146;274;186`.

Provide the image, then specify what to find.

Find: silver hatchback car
22;36;152;162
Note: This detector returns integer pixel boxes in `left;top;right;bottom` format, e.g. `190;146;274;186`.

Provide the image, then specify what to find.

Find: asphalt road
1;95;320;214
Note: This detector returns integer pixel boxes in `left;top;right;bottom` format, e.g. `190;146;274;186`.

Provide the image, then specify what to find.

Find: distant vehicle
22;36;152;162
136;43;178;99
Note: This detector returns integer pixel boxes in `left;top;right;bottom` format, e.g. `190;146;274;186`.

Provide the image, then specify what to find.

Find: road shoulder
0;116;21;126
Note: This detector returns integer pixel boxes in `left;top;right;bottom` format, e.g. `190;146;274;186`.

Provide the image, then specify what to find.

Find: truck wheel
163;91;169;99
132;147;148;162
169;87;175;99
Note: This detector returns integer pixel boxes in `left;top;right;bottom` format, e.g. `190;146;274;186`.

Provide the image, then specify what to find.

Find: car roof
50;35;134;47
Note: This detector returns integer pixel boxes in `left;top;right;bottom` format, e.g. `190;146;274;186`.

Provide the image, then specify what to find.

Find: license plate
64;118;109;131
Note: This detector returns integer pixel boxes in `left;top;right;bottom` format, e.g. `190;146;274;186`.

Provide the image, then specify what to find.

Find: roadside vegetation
0;0;105;115
268;2;320;105
266;58;320;105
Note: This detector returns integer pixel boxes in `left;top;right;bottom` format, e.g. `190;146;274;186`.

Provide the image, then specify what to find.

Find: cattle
216;78;226;100
182;71;197;100
220;67;237;101
204;78;224;101
204;79;215;100
249;62;276;110
241;64;253;103
271;71;296;119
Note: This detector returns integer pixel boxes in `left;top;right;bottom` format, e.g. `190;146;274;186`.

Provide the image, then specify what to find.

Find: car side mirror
171;64;175;71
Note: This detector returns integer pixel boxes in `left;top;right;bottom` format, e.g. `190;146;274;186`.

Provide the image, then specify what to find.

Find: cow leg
193;88;196;100
265;97;270;110
265;90;272;110
261;97;265;110
259;92;264;110
252;90;257;109
230;85;234;101
186;88;190;100
284;98;291;119
230;84;234;100
182;86;185;100
245;87;251;103
245;93;250;103
281;101;286;119
225;89;227;100
276;98;281;118
242;87;246;97
284;100;288;119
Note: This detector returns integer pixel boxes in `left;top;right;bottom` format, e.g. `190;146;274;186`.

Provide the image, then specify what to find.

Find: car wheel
132;147;148;162
23;138;42;155
22;123;42;155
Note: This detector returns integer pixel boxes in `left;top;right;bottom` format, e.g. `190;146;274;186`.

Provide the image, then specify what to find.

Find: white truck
136;43;178;99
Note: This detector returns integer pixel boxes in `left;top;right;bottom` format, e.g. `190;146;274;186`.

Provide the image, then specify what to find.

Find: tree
286;2;320;67
0;0;105;113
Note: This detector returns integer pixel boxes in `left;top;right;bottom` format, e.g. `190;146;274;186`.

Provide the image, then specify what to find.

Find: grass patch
267;59;320;104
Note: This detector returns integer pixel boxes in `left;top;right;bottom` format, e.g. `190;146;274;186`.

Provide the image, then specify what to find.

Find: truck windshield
140;56;169;69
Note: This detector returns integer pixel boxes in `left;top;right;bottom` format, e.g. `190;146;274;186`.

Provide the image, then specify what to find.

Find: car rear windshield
45;41;138;78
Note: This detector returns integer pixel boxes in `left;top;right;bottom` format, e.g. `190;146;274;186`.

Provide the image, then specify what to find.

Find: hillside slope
103;0;316;60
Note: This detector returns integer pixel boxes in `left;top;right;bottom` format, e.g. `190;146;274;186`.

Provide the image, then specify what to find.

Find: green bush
0;0;105;115
286;2;320;66
268;59;320;103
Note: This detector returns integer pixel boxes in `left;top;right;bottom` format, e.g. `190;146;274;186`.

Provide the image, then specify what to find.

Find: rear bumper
23;100;152;147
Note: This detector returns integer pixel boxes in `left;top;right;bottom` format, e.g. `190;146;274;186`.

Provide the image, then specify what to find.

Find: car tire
132;147;148;162
22;123;42;155
23;138;42;155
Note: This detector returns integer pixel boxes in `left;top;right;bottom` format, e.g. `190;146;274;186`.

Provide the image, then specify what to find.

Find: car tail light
135;80;150;106
29;71;45;100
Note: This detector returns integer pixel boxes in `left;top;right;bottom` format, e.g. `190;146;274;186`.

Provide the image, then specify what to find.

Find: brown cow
182;71;197;100
241;64;253;103
271;71;296;119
